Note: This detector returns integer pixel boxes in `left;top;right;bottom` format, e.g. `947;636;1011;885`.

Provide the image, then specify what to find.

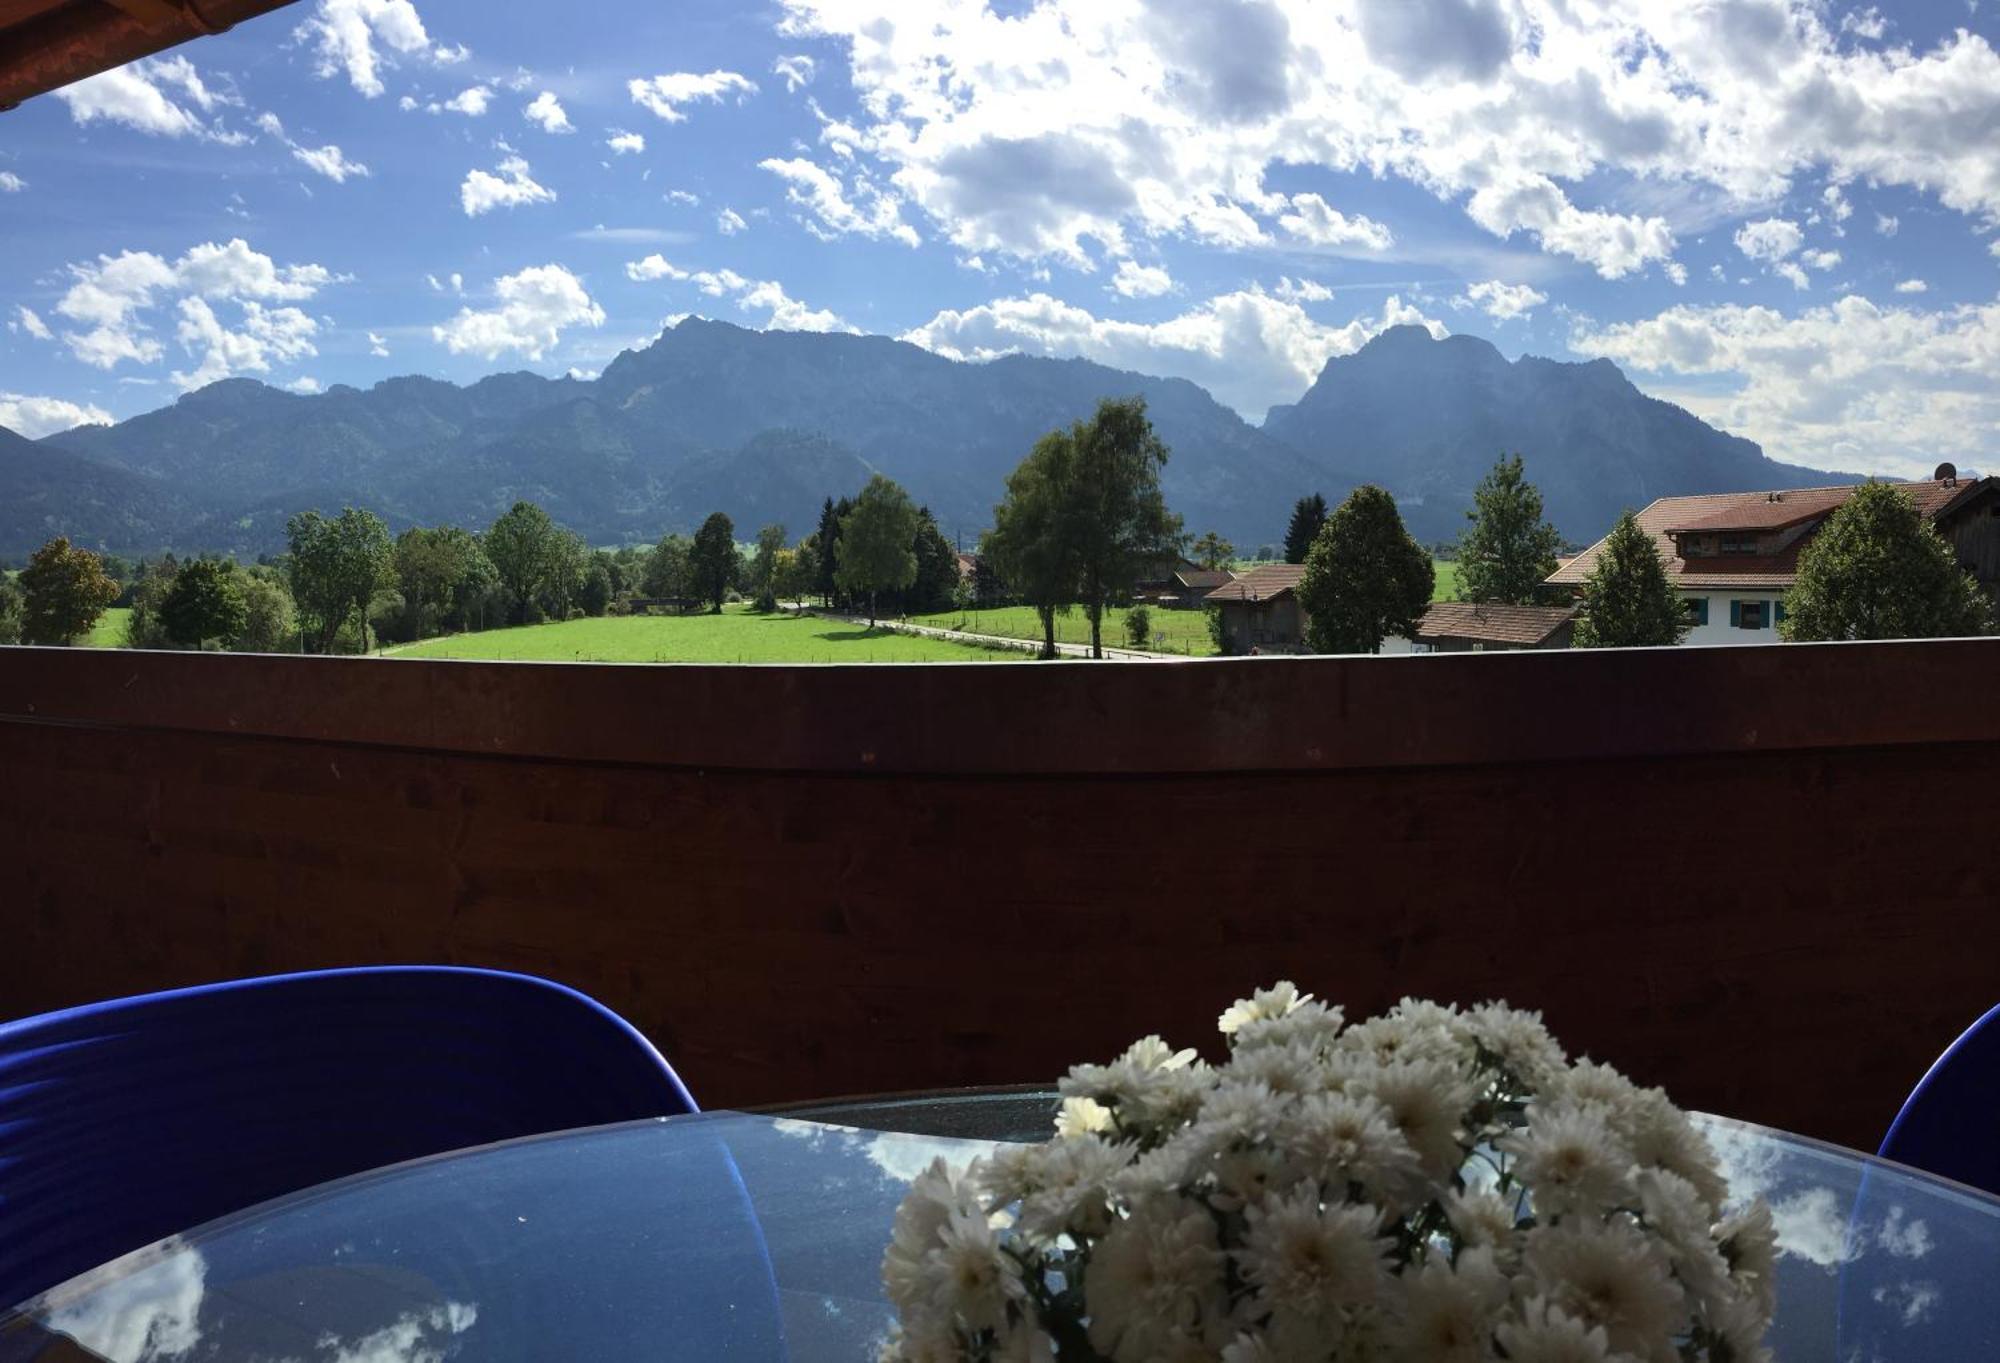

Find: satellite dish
1935;461;1958;482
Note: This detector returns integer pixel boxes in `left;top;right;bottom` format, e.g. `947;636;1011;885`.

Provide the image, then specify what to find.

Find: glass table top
3;1098;1996;1361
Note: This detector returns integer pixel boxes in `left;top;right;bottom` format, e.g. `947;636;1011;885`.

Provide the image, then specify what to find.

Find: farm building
1203;563;1306;653
1409;601;1577;652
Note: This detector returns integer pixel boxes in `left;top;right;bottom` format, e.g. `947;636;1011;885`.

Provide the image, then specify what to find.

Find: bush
1123;605;1152;648
1204;603;1234;656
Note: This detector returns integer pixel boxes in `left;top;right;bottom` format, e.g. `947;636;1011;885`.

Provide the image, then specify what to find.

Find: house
1409;601;1577;652
1545;470;2000;645
1133;557;1235;609
1202;564;1307;653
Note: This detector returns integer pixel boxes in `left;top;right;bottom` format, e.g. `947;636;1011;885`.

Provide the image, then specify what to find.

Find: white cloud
779;0;2000;275
1894;278;1928;293
606;130;646;155
625;253;689;282
1110;259;1175;298
55;55;240;139
665;189;700;206
1272;276;1333;303
1735;216;1810;288
1278;193;1392;251
12;305;52;339
1822;183;1854;224
432;263;605;359
438;86;490;116
295;0;462;98
49;239;338;384
1570;294;2000;479
641;261;850;333
758;156;918;245
716;207;747;235
1800;248;1841;271
1455;279;1548;320
523;91;573;134
567;366;600;381
285;376;324;394
460;156;555;216
366;330;390;356
0;171;22;193
1839;6;1889;41
773;54;816;93
628;70;757;123
0;393;115;438
903;287;1446;419
1875;213;1900;236
292;143;370;182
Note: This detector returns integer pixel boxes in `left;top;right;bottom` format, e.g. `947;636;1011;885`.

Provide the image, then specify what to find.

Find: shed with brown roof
1203;563;1307;653
1413;602;1577;652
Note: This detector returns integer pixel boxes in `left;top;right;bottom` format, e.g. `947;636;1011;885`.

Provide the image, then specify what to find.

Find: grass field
908;604;1219;656
1432;560;1460;601
390;605;1021;663
83;608;130;647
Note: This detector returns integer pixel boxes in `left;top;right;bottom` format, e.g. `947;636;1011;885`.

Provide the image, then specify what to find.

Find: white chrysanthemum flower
924;1206;1025;1333
1390;1245;1507;1362
1232;999;1346;1053
875;1318;961;1363
1221;982;1312;1036
1125;1060;1214;1132
1715;1199;1778;1318
1701;1284;1776;1363
1634;1168;1732;1315
884;1157;982;1315
1227;1039;1329;1100
1502;1104;1635;1221
991;1320;1057;1363
1356;1058;1471;1181
1211;1145;1288;1212
1056;1095;1115;1139
1466;1001;1567;1088
1494;1296;1637;1363
1279;1090;1425;1211
1063;1047;1212;1138
1239;1183;1390;1321
1191;1078;1285;1149
1337;1012;1470;1069
1085;1195;1230;1362
1445;1187;1525;1256
1009;1136;1134;1242
1220;1332;1279;1363
1519;1219;1687;1362
1551;1060;1645;1119
1122;1034;1200;1072
1621;1092;1728;1213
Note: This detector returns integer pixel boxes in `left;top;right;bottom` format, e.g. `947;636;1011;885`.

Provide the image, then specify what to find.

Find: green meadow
389;605;1020;663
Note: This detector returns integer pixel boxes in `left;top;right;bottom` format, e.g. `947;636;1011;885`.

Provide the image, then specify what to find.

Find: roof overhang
0;0;300;110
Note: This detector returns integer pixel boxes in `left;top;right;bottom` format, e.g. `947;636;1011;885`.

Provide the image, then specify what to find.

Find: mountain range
4;319;1859;560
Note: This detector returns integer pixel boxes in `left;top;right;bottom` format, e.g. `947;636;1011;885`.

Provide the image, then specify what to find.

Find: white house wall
1683;591;1786;646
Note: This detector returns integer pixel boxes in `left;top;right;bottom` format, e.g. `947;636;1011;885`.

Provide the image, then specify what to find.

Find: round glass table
2;1092;1995;1361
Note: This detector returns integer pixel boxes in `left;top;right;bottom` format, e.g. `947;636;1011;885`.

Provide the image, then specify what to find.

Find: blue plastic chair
0;966;697;1308
1878;1002;2000;1195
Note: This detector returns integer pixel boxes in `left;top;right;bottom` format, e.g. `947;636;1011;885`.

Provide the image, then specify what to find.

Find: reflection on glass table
2;1096;1996;1362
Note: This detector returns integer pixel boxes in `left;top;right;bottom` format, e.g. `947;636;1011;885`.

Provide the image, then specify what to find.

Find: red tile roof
1548;478;1989;591
1415;602;1577;646
1205;563;1305;603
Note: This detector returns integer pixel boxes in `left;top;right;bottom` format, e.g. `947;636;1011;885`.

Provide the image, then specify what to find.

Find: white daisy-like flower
1122;1034;1200;1072
1634;1168;1733;1316
1220;1332;1279;1363
1337;1013;1470;1069
1715;1199;1778;1318
924;1206;1025;1334
1008;1136;1134;1242
1220;982;1312;1036
1239;1182;1390;1321
875;1318;960;1363
1085;1194;1230;1362
884;1157;982;1316
1279;1090;1425;1211
1444;1187;1526;1256
1518;1219;1688;1363
1466;1001;1568;1088
1227;1039;1329;1100
1701;1284;1776;1363
1493;1296;1637;1363
990;1320;1057;1363
1190;1078;1286;1150
1055;1095;1114;1139
1211;1144;1287;1212
1551;1060;1645;1121
1501;1104;1635;1221
1621;1092;1728;1212
1390;1245;1507;1362
1231;999;1346;1053
1125;1060;1214;1132
1356;1058;1471;1181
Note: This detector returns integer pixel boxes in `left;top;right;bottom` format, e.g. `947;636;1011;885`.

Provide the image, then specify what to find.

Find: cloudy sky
2;0;1997;478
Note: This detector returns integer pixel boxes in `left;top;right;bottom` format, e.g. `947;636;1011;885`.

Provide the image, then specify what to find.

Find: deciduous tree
1068;397;1182;659
1572;510;1688;648
836;475;919;625
233;568;297;652
286;508;396;653
1191;531;1234;571
983;429;1079;659
0;575;22;645
1782;482;1992;640
642;533;693;609
691;512;738;613
750;523;788;612
161;558;248;648
1298;486;1434;654
1457;453;1562;605
483;501;564;625
1284;493;1329;564
18;536;121;646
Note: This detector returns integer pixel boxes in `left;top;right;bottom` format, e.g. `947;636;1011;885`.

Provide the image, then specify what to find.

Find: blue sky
3;0;1998;479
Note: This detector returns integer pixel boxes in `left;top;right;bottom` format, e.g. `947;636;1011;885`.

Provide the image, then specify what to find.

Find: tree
642;534;693;608
232;568;297;652
0;575;22;645
578;558;615;616
1297;486;1434;654
286;508;396;653
1068;397;1183;659
814;496;852;606
786;539;821;607
1124;605;1152;649
691;512;737;613
749;523;788;612
18;536;121;645
906;509;960;615
160;558;248;649
123;555;180;649
1284;493;1329;564
484;501;564;625
1572;510;1689;648
836;475;920;625
1782;482;1993;641
984;429;1080;659
394;526;496;636
1456;453;1563;606
1191;531;1234;571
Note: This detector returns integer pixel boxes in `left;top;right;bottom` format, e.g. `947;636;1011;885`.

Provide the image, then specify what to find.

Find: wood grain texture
2;642;1997;1152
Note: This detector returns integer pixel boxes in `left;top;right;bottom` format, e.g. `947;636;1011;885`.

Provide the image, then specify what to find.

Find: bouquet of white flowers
880;986;1777;1363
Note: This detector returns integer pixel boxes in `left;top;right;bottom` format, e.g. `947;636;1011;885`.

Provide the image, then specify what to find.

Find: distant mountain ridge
8;318;1858;558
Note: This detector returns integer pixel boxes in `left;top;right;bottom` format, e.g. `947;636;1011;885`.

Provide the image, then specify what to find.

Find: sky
2;0;1998;480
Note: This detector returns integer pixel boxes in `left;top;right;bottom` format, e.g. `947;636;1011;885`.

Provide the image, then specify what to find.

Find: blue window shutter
1729;600;1741;628
1774;600;1786;626
1692;598;1708;626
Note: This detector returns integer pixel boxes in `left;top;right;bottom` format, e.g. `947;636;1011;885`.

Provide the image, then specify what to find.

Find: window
1684;598;1709;626
1733;601;1766;630
1720;534;1759;555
